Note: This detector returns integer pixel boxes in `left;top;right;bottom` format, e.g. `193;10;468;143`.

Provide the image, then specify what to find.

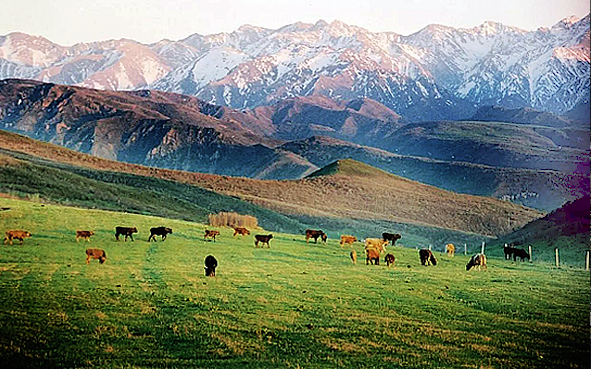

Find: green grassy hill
0;198;588;368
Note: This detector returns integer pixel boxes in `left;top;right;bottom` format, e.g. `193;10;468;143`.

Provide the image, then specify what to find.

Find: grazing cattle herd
2;221;534;278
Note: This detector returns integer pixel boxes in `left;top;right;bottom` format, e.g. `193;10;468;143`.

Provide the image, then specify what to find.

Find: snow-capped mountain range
0;15;588;121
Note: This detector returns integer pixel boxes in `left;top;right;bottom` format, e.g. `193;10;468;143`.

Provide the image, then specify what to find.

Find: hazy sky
2;0;589;45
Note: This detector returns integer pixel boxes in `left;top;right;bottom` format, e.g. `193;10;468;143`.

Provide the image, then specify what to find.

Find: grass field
0;198;589;368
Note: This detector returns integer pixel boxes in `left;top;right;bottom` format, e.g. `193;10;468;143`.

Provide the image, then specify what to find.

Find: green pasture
0;198;589;368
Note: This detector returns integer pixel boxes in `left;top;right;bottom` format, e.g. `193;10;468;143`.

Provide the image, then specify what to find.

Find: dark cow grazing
382;232;401;246
204;255;218;277
204;230;220;242
233;227;250;237
115;227;137;242
419;249;437;266
340;235;357;248
305;229;327;244
513;248;530;262
350;250;357;264
255;234;273;248
85;248;107;265
366;248;381;265
503;245;517;260
466;253;487;271
76;230;94;243
148;227;172;242
385;253;395;267
4;230;31;245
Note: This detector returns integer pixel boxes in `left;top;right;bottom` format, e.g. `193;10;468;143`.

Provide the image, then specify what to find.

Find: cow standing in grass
4;230;31;245
385;253;395;267
350;250;357;264
446;243;455;257
466;253;487;271
305;230;327;244
76;231;94;243
340;235;357;248
503;245;516;260
382;232;401;246
115;227;137;242
233;227;250;237
86;248;107;265
255;234;273;248
204;255;218;277
419;249;437;266
204;230;220;242
148;227;172;242
513;249;530;262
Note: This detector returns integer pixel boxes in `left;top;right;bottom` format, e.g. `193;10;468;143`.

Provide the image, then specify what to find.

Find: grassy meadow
0;197;589;368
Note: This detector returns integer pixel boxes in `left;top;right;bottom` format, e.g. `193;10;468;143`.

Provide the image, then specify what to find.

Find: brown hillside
0;130;542;236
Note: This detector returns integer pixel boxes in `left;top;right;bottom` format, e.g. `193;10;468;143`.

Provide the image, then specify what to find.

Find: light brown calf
4;230;31;245
76;230;94;243
85;248;107;264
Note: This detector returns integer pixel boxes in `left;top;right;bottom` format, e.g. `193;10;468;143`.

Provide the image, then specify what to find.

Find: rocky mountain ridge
0;15;588;122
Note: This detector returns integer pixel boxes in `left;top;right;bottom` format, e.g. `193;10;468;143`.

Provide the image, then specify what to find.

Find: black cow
204;255;218;277
419;249;437;266
513;248;530;262
148;227;172;242
255;234;273;248
382;232;401;246
115;227;137;242
503;245;517;260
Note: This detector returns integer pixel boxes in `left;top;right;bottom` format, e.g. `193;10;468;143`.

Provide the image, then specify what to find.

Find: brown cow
305;229;327;244
364;238;388;253
115;227;137;242
85;248;107;264
350;250;357;264
254;234;273;248
366;248;381;265
385;253;395;267
233;227;250;237
419;249;437;266
446;243;455;257
76;230;94;243
382;232;401;246
4;230;31;245
340;235;357;248
204;230;220;242
466;253;487;271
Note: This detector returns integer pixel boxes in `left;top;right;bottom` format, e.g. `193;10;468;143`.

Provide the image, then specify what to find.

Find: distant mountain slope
0;131;542;237
378;120;589;173
280;135;589;211
0;79;317;179
470;105;580;128
1;15;589;121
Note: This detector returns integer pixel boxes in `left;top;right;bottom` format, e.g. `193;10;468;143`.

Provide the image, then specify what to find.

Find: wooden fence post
481;242;485;255
528;245;533;263
429;244;432;251
464;243;467;256
555;248;560;268
585;250;589;271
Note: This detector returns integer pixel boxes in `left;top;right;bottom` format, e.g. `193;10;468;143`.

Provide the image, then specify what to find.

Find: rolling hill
0;130;543;239
280;135;588;211
0;79;587;211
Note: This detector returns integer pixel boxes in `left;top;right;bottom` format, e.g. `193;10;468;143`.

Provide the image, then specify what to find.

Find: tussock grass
0;198;588;368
